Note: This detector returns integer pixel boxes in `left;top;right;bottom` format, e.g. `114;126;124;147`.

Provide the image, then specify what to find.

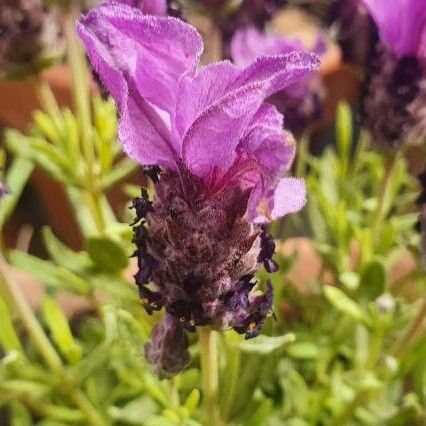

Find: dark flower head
0;0;61;78
77;2;317;376
328;0;378;67
361;0;426;149
231;26;326;134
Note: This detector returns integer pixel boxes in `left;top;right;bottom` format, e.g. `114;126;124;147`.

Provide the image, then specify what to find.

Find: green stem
365;326;385;369
198;327;222;426
371;151;401;245
0;255;63;374
83;190;106;234
63;10;95;176
295;130;310;178
221;334;240;421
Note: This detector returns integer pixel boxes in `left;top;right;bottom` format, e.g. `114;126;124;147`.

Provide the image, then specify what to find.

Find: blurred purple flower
361;0;426;149
77;2;318;376
362;0;426;59
231;26;325;134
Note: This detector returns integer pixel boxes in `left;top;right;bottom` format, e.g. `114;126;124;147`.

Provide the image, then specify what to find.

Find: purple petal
172;60;240;150
78;4;202;113
181;52;319;178
116;0;167;15
241;103;295;174
231;26;304;68
250;177;306;223
77;4;203;166
363;0;426;57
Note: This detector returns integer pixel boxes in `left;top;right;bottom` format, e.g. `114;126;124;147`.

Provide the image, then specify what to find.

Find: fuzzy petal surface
181;52;319;178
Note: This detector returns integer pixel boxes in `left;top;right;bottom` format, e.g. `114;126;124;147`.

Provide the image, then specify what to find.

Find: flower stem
198;327;222;426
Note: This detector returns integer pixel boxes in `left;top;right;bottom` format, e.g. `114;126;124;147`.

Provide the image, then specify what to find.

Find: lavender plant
0;0;425;425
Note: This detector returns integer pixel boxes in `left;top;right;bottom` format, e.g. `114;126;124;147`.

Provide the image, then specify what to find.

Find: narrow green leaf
0;296;22;353
42;226;93;273
183;389;200;413
286;342;319;359
41;296;82;364
324;286;367;323
101;158;138;190
86;236;129;274
9;250;91;295
0;157;34;230
238;334;295;354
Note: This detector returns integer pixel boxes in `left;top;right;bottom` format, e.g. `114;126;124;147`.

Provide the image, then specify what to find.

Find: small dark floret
258;227;279;273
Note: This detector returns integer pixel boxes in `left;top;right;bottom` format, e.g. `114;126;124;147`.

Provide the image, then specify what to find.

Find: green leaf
0;296;22;353
0;157;34;230
324;286;368;323
339;271;360;290
183;389;200;414
9;250;91;295
41;296;82;364
238;334;295;354
286;342;319;359
86;236;129;273
33;110;61;143
42;226;93;273
336;102;352;163
10;401;32;426
109;396;158;424
101;158;138;190
359;261;386;300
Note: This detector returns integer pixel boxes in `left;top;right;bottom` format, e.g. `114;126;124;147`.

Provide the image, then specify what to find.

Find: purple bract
230;26;325;134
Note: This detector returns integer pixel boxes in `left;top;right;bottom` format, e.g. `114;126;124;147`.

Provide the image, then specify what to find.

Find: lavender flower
77;2;318;376
361;0;426;148
231;26;326;134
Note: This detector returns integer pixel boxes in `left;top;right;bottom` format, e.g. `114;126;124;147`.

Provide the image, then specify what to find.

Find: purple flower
230;26;326;134
362;0;426;59
361;0;426;148
77;2;318;376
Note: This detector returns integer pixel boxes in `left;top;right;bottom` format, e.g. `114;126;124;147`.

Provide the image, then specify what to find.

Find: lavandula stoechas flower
231;26;326;134
361;0;426;149
328;0;377;67
0;0;61;78
77;2;318;377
